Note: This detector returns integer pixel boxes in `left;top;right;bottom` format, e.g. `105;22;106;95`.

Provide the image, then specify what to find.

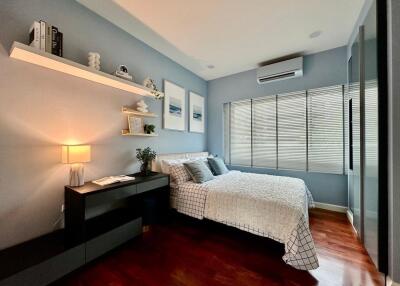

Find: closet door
363;1;379;268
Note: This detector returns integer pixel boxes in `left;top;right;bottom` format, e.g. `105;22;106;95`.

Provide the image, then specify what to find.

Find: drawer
137;177;169;194
86;218;142;263
86;185;137;208
0;244;85;286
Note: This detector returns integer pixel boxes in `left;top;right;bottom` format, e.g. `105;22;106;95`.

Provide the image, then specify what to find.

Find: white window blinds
252;96;277;168
223;103;231;164
224;85;345;174
365;80;378;165
308;85;344;174
230;100;251;166
277;91;307;170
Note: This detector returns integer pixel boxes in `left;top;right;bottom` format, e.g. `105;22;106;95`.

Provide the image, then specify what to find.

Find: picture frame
163;80;186;131
128;115;144;134
189;92;205;133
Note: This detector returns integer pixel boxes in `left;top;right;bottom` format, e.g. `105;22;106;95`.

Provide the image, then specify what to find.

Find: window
308;85;344;174
230;100;251;166
252;96;276;168
277;91;307;170
224;85;345;174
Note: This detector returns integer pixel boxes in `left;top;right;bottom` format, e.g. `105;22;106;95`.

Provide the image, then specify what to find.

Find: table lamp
62;145;91;187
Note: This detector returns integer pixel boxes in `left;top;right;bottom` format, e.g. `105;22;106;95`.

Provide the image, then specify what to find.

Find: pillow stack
161;156;229;185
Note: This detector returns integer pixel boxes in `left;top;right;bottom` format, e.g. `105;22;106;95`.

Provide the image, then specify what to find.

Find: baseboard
314;202;347;213
346;209;354;225
387;276;400;286
346;209;358;235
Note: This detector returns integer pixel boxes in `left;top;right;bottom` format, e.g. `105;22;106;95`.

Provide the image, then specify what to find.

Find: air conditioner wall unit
256;57;303;84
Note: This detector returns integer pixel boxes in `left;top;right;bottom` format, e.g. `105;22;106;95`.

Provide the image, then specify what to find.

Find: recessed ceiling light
207;64;215;69
309;30;322;39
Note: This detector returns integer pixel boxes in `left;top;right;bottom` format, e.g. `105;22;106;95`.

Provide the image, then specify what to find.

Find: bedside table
65;172;169;262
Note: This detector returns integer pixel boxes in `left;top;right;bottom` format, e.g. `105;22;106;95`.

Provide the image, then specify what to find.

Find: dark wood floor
54;209;384;286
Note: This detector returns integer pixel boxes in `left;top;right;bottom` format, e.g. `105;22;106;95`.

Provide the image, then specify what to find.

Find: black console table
0;172;169;286
65;172;169;261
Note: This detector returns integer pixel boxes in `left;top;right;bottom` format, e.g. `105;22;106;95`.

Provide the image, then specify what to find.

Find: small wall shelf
121;130;158;137
9;42;163;98
122;106;158;118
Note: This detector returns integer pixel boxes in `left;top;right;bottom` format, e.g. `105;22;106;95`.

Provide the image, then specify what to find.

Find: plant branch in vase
136;147;157;176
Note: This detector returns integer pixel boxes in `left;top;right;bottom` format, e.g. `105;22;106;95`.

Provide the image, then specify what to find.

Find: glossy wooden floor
54;209;384;286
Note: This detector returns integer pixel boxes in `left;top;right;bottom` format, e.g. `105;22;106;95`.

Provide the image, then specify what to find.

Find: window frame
224;84;346;175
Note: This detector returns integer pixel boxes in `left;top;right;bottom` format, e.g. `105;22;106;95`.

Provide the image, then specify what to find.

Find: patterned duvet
171;170;319;270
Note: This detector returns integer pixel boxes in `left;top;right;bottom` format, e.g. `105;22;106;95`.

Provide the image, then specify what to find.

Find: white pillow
161;159;189;174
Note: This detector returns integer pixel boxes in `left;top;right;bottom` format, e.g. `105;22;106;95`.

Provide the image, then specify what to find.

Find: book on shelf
51;26;58;55
28;21;40;49
28;20;63;56
45;23;52;53
39;20;46;51
57;31;63;57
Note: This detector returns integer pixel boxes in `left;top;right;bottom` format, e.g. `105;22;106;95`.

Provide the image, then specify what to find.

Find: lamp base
70;163;85;187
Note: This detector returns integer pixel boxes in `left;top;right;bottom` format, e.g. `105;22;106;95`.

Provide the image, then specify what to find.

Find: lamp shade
62;145;91;164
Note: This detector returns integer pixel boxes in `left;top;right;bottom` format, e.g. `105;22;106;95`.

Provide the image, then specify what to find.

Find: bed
152;152;319;270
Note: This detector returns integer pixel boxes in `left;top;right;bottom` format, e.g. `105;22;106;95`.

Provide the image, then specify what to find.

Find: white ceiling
77;0;365;80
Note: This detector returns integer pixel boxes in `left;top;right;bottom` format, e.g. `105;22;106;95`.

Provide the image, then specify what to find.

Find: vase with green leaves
136;147;157;176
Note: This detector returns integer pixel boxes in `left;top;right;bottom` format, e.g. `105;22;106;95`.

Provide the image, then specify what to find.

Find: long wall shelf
121;129;158;137
9;42;163;98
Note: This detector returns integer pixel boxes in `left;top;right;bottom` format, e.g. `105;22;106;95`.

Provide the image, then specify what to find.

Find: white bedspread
172;171;319;270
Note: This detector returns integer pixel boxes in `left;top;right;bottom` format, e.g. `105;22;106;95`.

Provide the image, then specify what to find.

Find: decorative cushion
207;157;229;175
183;160;214;183
169;164;192;184
161;159;188;174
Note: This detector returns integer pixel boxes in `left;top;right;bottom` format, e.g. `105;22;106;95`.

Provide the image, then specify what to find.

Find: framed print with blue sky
189;92;204;133
163;80;186;131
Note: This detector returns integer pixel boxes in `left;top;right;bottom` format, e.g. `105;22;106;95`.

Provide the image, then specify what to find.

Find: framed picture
189;92;204;133
128;116;144;134
163;80;186;131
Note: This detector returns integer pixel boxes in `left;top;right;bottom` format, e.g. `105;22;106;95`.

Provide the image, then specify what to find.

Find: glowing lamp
62;145;91;187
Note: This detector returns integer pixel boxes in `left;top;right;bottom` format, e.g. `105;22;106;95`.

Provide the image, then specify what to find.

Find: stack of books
29;20;63;57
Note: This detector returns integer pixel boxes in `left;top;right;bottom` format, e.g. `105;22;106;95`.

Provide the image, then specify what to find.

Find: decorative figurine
136;99;149;113
88;52;100;71
143;77;163;99
114;65;134;81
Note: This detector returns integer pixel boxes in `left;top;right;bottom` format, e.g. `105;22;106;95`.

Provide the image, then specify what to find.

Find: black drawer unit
0;172;169;286
65;172;170;255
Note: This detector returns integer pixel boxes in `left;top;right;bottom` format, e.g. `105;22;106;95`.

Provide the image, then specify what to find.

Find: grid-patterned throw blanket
172;171;319;270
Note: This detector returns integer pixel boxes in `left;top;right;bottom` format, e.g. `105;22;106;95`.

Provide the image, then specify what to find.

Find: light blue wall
0;0;207;249
207;47;348;206
0;0;208;153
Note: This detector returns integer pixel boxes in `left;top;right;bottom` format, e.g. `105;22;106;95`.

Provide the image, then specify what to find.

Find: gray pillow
207;157;229;175
183;160;214;183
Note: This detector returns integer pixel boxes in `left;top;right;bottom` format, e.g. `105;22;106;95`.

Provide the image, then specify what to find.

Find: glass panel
363;0;379;267
349;31;361;234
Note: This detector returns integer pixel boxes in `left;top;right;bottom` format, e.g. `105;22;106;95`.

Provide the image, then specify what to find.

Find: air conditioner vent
257;57;303;84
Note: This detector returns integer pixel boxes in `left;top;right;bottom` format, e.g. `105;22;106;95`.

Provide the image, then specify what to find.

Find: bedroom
0;0;399;285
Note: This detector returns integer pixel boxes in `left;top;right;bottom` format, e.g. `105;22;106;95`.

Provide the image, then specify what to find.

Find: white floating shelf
121;106;158;118
9;42;163;98
121;130;158;137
